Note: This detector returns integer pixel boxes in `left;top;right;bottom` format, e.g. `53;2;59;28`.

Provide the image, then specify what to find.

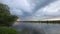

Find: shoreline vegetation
0;3;19;34
16;20;60;24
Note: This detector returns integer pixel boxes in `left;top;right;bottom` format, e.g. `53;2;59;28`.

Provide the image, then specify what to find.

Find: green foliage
0;3;19;34
0;3;18;26
0;27;19;34
0;3;10;15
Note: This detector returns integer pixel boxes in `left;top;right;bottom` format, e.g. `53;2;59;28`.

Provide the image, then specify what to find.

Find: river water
13;22;60;34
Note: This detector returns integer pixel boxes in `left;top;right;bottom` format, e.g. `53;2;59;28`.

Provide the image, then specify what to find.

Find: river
13;22;60;34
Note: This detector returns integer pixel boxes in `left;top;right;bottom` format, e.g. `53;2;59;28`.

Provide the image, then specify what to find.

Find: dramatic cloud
28;0;60;21
0;0;33;15
28;0;56;12
0;0;34;20
0;0;60;20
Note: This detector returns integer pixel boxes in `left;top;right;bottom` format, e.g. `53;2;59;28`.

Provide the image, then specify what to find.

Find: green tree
0;3;18;26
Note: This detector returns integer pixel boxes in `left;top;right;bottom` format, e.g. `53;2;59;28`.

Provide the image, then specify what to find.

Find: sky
0;0;60;21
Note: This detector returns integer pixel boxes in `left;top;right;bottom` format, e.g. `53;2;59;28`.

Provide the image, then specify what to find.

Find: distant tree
0;3;18;26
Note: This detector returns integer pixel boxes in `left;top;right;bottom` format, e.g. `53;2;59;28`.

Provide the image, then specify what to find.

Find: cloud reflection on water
13;23;60;34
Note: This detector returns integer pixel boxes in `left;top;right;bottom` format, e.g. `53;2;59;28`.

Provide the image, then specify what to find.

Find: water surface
13;22;60;34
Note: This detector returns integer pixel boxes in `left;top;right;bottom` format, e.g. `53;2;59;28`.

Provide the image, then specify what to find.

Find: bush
0;27;19;34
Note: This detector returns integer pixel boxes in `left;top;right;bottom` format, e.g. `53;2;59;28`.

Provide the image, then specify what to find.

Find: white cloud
28;0;60;21
0;0;34;15
0;0;60;20
43;0;60;15
10;8;23;16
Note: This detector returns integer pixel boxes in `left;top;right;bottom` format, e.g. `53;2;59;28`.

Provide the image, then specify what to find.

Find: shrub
0;27;19;34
